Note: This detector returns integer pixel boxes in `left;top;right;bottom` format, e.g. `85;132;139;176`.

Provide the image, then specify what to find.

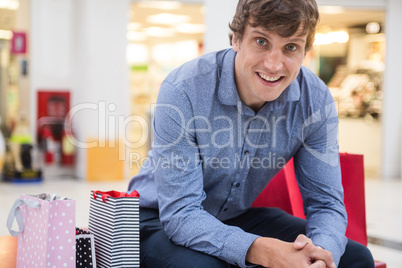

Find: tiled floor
1;177;401;267
365;178;402;267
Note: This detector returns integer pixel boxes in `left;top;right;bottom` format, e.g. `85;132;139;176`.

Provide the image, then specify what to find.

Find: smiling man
128;0;374;267
232;25;308;110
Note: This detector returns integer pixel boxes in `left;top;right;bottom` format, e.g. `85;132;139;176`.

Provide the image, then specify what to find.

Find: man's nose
264;49;283;72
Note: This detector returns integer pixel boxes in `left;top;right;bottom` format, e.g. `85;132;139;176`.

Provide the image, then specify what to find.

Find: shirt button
223;208;228;212
244;150;249;156
235;182;240;188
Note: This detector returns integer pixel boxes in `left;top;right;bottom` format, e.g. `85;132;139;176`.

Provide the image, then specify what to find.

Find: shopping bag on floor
339;153;368;246
7;193;76;267
76;227;97;268
89;190;140;268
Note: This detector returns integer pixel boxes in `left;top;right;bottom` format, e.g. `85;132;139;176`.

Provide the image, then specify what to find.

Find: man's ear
232;34;240;52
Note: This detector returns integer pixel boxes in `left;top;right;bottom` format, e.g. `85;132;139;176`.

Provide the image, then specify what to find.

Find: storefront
1;0;401;180
311;6;385;177
126;1;386;177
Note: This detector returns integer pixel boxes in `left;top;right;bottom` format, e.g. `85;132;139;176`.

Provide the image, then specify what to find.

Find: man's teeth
258;73;281;82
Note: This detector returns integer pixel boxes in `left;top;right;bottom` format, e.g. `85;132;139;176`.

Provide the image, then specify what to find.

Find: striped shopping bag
89;190;140;268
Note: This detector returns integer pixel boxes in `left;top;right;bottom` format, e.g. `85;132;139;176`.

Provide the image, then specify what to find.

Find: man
128;0;374;267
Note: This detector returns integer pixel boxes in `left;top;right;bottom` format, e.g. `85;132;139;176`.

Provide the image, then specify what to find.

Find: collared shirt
128;48;347;267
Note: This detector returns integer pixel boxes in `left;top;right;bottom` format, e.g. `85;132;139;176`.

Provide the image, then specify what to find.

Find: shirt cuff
222;231;260;268
311;234;347;266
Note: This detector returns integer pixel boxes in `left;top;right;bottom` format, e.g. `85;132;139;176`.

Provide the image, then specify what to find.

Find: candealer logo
64;101;150;160
301;102;340;167
128;152;287;173
150;103;287;150
63;100;340;166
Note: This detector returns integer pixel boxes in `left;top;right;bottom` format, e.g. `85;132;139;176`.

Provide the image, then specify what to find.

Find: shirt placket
220;114;266;215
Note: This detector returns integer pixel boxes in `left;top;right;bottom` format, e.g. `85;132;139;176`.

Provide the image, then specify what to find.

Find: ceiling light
127;31;148;42
174;40;199;62
0;30;13;40
318;6;344;14
127;22;142;31
152;41;199;65
147;13;190;25
145;27;175;37
366;22;380;34
0;0;19;10
152;43;174;64
314;31;349;45
127;44;149;64
138;1;182;10
176;23;205;34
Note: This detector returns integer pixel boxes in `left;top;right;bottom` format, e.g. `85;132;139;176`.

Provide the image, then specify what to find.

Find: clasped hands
246;234;336;268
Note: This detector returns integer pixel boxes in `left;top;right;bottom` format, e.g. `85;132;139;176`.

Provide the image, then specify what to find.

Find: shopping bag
339;153;368;246
252;158;305;218
252;153;368;246
76;227;97;268
89;190;140;268
6;193;76;267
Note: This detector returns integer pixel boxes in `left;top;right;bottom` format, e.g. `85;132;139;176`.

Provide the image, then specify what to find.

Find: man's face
232;24;307;110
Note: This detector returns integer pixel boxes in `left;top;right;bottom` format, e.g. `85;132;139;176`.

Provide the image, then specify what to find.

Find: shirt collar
217;49;239;106
217;48;301;107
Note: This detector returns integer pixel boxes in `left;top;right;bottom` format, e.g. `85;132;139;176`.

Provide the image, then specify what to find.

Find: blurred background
0;0;401;267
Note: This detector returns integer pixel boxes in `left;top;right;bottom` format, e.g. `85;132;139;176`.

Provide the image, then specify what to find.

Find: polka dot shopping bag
7;193;76;267
76;228;96;268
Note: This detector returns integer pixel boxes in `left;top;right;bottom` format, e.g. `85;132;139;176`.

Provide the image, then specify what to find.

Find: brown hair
229;0;319;51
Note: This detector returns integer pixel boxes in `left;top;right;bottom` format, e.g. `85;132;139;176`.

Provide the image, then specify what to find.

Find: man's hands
293;235;335;268
246;235;336;268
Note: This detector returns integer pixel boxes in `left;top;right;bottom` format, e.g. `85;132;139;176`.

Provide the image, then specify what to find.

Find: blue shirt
128;48;347;267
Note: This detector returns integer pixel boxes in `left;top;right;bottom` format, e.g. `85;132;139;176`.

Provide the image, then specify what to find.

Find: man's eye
286;44;298;51
256;39;266;46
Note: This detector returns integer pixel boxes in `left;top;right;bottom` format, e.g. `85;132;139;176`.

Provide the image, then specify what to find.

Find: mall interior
0;0;401;267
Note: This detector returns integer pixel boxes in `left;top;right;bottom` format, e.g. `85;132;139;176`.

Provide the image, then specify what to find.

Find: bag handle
37;193;67;201
6;198;41;237
93;190;140;202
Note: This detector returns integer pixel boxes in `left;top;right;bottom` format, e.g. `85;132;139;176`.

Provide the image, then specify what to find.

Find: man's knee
141;244;229;268
339;239;374;268
140;209;229;268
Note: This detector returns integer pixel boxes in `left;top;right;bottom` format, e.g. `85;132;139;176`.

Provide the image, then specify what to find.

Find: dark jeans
140;207;374;268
